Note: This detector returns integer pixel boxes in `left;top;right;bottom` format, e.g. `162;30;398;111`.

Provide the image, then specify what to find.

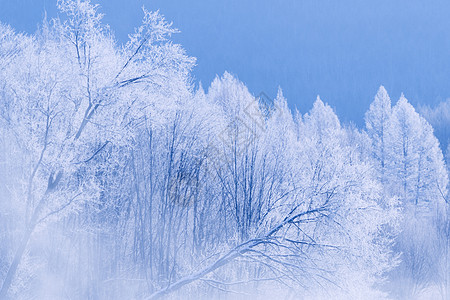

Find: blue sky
1;0;450;125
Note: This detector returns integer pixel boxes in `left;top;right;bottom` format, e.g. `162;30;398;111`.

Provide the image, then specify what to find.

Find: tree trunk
0;225;34;299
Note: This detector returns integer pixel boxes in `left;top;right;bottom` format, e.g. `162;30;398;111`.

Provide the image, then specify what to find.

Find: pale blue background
1;0;449;124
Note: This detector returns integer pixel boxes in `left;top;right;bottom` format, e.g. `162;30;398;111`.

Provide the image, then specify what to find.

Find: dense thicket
0;1;448;299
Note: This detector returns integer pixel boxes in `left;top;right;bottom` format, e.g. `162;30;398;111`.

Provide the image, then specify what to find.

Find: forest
0;1;448;299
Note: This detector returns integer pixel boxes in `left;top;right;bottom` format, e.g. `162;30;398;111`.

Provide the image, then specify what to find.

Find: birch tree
365;86;392;184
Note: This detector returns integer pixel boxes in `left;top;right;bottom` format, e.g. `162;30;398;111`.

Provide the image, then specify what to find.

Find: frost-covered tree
387;95;447;210
295;97;397;299
365;86;392;184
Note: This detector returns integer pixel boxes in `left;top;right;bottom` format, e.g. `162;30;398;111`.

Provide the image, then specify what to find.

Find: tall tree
365;86;392;184
387;95;447;209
